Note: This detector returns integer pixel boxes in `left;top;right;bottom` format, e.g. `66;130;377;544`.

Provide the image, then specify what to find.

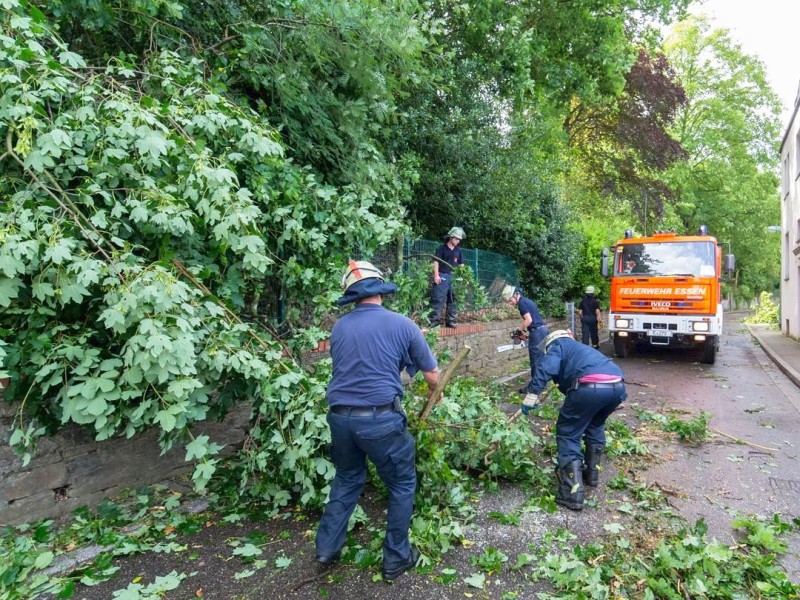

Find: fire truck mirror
600;248;609;278
723;253;736;274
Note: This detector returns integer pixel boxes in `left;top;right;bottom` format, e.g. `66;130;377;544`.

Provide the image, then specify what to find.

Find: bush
744;291;780;328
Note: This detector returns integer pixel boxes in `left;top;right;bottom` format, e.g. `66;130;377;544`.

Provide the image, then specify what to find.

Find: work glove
598;321;603;330
521;393;539;415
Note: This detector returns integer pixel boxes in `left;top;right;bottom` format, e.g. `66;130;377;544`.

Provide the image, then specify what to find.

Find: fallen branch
654;481;687;499
418;345;471;422
712;428;779;452
624;381;656;388
483;383;556;465
291;563;348;592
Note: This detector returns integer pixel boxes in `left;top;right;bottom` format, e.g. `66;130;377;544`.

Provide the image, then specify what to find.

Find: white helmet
585;285;595;294
341;260;384;291
500;284;518;302
447;226;465;240
538;329;574;352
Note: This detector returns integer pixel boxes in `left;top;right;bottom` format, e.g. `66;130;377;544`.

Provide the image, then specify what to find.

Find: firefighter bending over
521;330;626;510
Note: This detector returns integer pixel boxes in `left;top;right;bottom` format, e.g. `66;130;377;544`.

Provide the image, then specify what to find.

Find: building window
796;130;800;177
784;232;790;281
784;155;790;198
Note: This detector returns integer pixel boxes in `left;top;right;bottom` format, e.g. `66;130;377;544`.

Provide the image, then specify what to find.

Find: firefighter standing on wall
521;330;626;511
578;285;602;349
316;260;439;580
501;285;549;394
428;226;465;328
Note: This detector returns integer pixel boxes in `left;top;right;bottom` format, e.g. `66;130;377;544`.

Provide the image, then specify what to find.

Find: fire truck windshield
616;241;716;277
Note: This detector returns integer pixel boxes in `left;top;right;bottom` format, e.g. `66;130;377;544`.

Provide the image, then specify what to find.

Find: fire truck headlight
614;318;631;329
692;321;710;332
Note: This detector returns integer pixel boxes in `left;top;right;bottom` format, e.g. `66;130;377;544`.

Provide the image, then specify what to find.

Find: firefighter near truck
601;226;735;364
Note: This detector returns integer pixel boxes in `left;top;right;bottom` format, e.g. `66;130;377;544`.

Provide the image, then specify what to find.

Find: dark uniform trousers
315;406;415;573
581;316;599;347
429;273;457;325
527;325;549;382
555;382;626;468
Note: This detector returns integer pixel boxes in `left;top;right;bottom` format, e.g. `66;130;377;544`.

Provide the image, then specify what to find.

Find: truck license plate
647;330;672;338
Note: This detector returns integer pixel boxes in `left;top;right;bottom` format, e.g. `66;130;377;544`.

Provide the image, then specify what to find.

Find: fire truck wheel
700;338;716;365
613;336;630;359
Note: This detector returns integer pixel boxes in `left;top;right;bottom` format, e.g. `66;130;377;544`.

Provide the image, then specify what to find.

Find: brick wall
0;317;567;526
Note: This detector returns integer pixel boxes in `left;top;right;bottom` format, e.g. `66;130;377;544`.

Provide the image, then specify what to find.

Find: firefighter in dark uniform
316;260;439;580
428;226;465;328
578;285;602;349
521;330;626;510
502;285;549;394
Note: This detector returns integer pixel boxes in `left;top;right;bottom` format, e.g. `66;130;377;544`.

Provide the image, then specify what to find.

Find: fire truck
601;226;735;364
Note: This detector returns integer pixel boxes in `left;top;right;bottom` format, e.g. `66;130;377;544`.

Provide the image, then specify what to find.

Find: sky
687;0;800;128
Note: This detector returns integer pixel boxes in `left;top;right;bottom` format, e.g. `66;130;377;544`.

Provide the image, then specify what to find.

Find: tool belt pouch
393;395;408;424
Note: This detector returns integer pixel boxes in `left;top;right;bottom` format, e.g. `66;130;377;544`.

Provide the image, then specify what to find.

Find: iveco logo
652;301;672;308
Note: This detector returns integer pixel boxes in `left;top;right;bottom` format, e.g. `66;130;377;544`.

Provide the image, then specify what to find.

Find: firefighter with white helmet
521;329;626;511
578;285;602;349
428;227;465;328
317;260;439;579
502;285;549;394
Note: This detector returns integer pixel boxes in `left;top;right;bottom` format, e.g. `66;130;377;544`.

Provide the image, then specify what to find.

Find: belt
330;403;395;417
576;382;624;389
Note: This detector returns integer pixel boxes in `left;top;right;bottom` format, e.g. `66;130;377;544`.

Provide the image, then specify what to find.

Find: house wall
780;85;800;338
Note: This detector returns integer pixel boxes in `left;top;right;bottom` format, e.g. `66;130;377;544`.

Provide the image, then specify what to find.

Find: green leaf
185;435;210;461
58;50;86;68
155;410;177;432
33;551;54;569
86;396;109;416
463;573;486;589
603;522;625;534
135;131;169;159
232;543;262;558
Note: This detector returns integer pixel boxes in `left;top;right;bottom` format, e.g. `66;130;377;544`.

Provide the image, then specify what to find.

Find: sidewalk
746;322;800;389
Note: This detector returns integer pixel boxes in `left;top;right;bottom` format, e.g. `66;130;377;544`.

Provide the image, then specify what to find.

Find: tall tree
663;16;782;298
565;49;687;223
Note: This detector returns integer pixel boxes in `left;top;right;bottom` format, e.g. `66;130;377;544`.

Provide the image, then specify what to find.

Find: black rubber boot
582;445;604;487
555;460;585;511
382;547;420;581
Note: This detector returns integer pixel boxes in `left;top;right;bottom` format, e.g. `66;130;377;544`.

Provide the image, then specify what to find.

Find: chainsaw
496;329;527;353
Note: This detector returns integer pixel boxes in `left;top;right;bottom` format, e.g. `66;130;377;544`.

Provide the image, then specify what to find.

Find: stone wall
0;317;567;526
430;318;568;378
0;403;251;526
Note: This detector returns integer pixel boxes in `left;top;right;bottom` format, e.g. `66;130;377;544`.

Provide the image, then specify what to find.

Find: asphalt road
72;313;800;599
618;313;800;578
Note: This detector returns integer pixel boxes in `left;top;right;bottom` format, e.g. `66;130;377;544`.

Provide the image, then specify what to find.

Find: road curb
745;324;800;390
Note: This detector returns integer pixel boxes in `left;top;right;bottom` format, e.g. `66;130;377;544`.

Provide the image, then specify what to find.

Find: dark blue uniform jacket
517;296;544;329
434;244;463;274
530;338;623;395
326;304;437;407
